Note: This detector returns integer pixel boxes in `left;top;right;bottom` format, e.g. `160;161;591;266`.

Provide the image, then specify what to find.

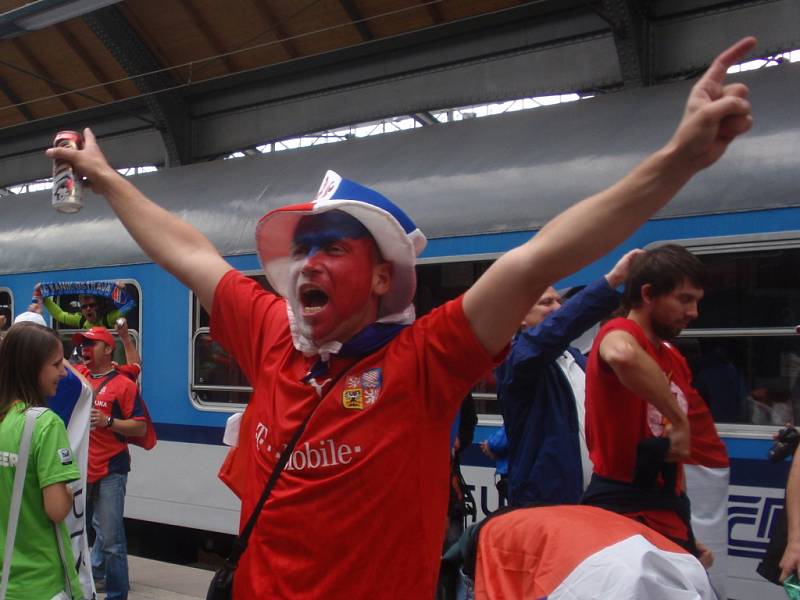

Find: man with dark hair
582;244;730;596
48;37;754;599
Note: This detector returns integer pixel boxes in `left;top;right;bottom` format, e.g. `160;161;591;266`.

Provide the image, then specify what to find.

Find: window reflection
676;336;800;426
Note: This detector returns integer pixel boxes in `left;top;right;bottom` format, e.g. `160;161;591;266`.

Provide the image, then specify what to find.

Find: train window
415;259;499;415
676;245;800;426
0;288;12;332
692;248;800;329
43;280;141;333
41;280;142;367
190;273;274;407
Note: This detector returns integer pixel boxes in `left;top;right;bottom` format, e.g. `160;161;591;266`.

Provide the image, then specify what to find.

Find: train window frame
0;287;13;333
416;253;502;425
52;279;143;373
188;269;268;413
650;231;800;439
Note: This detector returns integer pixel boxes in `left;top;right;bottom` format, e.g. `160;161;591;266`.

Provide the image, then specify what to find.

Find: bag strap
1;406;46;600
93;371;119;397
225;367;349;569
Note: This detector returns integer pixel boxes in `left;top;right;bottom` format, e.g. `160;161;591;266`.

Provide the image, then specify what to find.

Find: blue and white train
1;58;799;599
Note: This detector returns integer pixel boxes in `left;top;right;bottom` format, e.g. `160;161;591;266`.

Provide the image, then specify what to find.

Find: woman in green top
0;323;81;600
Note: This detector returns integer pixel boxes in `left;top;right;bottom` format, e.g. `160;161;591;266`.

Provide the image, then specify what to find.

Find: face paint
287;211;383;344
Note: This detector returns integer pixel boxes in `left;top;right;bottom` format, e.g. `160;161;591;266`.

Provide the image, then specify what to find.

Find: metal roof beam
175;0;237;73
84;5;192;166
55;23;122;101
338;0;374;42
0;73;34;120
601;0;652;87
246;0;299;59
10;38;79;111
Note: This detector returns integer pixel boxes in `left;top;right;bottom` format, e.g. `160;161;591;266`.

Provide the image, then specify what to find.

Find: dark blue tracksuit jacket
496;279;621;506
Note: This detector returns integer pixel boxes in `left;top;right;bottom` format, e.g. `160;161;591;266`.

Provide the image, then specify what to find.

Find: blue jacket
496;279;620;506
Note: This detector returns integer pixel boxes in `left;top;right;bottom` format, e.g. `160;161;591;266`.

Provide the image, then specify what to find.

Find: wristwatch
106;416;114;429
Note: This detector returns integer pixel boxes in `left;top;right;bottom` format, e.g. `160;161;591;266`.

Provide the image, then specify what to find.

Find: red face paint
288;235;380;344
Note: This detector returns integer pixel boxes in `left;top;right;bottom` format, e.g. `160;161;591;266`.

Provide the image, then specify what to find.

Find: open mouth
299;286;329;315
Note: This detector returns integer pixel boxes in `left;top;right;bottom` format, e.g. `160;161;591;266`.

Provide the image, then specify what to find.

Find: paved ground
98;555;212;600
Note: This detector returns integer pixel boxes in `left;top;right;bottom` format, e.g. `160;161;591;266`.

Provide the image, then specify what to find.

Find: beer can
52;130;83;213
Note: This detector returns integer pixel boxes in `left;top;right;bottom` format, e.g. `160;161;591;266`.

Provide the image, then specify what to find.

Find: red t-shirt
585;317;693;541
212;270;501;599
77;366;145;483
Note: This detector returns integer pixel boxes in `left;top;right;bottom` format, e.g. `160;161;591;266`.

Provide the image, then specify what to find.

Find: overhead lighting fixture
0;0;121;39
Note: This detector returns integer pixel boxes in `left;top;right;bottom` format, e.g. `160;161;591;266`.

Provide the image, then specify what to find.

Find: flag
474;505;714;599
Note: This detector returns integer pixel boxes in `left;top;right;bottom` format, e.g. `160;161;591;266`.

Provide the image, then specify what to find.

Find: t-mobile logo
283;439;363;471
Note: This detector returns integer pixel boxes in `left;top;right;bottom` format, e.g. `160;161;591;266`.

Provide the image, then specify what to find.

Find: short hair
621;244;706;311
0;322;62;419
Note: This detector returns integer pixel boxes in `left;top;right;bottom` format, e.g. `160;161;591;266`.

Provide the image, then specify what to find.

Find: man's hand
604;249;645;288
696;541;714;570
781;539;800;582
667;36;757;172
115;317;129;339
480;440;497;461
664;418;691;461
90;408;108;430
46;128;119;196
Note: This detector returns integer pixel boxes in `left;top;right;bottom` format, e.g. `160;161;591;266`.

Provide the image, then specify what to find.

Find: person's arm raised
463;36;756;356
599;329;689;460
46;129;231;312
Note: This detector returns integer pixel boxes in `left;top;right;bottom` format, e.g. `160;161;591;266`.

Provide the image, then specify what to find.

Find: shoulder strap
225;367;350;569
0;407;47;600
94;371;119;396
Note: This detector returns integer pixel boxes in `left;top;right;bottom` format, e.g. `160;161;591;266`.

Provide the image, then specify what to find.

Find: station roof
0;0;797;185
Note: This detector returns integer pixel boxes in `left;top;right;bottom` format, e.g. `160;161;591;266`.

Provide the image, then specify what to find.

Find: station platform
98;555;213;600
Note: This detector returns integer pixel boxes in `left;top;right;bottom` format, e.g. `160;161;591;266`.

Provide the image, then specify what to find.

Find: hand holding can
52;130;84;213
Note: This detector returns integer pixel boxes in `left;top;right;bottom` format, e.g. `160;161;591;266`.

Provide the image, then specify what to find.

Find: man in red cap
73;327;147;600
49;37;756;599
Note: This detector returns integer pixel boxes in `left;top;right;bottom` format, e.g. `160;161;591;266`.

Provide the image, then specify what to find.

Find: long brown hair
0;322;62;420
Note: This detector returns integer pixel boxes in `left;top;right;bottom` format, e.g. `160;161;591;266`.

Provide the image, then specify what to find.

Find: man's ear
103;343;114;356
640;283;655;305
373;262;393;296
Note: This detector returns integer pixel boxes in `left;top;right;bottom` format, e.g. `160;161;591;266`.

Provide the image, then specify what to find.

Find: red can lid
54;130;84;148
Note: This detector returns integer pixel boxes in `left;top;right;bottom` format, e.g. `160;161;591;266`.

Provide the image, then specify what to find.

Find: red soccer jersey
212;270;502;599
77;366;146;483
585;317;693;541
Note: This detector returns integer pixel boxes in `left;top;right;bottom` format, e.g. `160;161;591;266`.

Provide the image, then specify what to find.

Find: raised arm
464;37;756;355
115;318;141;367
599;329;689;459
46;130;231;312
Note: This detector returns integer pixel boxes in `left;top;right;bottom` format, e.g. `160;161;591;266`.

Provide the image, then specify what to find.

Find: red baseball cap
72;326;115;347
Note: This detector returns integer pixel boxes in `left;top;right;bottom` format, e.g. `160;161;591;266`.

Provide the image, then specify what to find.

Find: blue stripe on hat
331;178;416;235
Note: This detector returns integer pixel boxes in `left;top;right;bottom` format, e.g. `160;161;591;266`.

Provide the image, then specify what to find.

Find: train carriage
1;57;799;599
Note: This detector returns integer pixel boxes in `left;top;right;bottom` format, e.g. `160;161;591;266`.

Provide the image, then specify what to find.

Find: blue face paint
292;211;370;257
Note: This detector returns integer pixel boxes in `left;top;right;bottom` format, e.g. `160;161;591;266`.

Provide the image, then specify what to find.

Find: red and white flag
474;505;714;599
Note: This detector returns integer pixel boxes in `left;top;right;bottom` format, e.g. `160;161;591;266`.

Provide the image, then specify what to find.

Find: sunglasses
80;340;97;347
80;302;97;310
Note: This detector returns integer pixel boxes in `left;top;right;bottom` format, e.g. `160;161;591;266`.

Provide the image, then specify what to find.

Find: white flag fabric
685;464;730;600
474;505;714;599
55;368;95;600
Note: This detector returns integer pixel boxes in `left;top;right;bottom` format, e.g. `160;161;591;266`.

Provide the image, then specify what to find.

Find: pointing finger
699;36;757;86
